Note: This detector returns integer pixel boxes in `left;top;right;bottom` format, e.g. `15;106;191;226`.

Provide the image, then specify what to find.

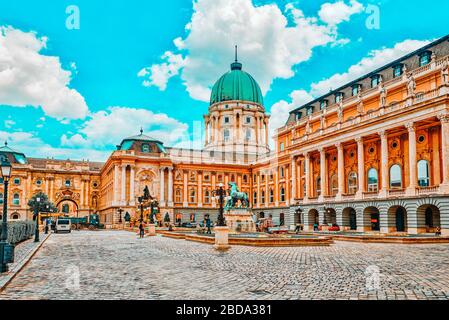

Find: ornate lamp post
212;183;227;227
0;157;12;273
137;196;145;223
118;208;124;224
34;197;42;242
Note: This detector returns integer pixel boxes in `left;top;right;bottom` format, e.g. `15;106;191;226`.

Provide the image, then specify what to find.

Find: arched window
330;175;338;196
280;187;285;202
189;189;196;203
11;213;19;220
223;129;230;142
269;189;274;203
245;129;251;141
175;189;182;203
62;204;70;213
204;190;211;204
367;168;379;192
253;192;257;204
348;172;358;194
390;164;402;188
417;160;430;187
190;214;196;222
261;190;265;204
12;193;20;206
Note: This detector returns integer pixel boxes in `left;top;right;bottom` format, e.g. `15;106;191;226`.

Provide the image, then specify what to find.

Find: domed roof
0;142;27;164
117;129;165;153
210;49;263;106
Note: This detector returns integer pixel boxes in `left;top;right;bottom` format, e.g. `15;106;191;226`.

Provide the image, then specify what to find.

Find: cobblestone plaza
1;231;449;300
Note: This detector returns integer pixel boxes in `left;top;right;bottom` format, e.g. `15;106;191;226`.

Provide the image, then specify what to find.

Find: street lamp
34;197;41;242
0;157;12;273
118;208;124;224
212;183;227;227
148;198;159;225
137;196;145;224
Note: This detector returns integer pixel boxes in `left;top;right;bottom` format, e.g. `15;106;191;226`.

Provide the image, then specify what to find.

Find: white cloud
269;39;432;134
309;39;431;96
318;0;364;26
61;106;190;149
4;119;15;129
0;131;110;162
138;51;186;90
139;0;360;102
269;89;313;146
0;26;88;121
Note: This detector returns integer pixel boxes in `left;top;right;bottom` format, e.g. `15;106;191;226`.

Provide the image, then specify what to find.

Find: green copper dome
210;58;263;106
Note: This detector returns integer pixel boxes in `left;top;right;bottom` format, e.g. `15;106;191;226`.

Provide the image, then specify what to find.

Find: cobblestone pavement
1;230;449;300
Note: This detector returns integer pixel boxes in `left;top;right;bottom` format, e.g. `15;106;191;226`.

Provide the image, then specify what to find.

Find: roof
117;129;165;152
289;34;449;116
0;142;27;164
210;49;264;106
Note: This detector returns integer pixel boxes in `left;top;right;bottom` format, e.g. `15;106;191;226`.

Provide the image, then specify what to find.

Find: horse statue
225;182;249;210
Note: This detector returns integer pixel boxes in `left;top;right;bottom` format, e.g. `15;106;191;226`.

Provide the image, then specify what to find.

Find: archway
417;204;441;233
56;199;79;217
342;207;357;231
308;209;319;228
324;208;337;225
388;206;407;232
10;212;20;220
364;206;380;231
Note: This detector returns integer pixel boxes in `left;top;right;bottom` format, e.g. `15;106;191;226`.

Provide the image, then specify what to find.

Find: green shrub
0;221;35;244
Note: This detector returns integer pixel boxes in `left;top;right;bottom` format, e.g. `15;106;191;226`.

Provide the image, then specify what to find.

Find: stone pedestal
147;224;156;237
224;209;256;233
214;226;230;251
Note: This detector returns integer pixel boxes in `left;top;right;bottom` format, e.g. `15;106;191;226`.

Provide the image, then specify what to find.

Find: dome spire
231;45;242;71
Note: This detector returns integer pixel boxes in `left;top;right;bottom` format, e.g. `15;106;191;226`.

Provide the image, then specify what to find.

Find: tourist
139;223;145;238
436;226;441;236
205;216;212;234
295;224;301;234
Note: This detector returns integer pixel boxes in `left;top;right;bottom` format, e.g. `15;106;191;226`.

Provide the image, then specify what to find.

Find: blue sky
0;0;448;161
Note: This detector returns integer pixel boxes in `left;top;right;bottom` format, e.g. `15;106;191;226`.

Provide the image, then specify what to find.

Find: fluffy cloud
269;89;313;146
0;26;88;121
140;0;360;102
138;51;186;90
61;106;190;149
309;39;431;96
269;39;432;134
0;131;110;162
318;0;364;26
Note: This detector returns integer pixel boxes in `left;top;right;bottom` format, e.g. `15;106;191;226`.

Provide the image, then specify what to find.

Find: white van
55;218;72;233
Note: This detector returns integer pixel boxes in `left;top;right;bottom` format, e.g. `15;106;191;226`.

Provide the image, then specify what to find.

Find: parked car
55;218;72;233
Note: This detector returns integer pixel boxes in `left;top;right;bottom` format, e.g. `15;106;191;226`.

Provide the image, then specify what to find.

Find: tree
28;192;57;219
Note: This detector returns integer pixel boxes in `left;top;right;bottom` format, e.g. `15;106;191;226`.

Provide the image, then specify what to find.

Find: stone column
379;130;389;197
121;164;127;206
438;113;449;192
129;166;135;206
304;153;310;202
255;116;260;144
336;143;344;200
167;167;173;206
290;156;297;203
160;167;165;207
406;123;417;195
356;137;365;198
113;164;119;206
80;180;85;208
183;171;188;207
319;148;326;201
198;171;203;208
264;119;269;146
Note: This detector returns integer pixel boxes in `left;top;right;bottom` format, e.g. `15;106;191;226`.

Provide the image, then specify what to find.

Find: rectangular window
335;93;344;103
371;75;380;88
280;143;285;152
320;100;327;110
352;85;359;96
224;117;230;124
419;52;431;67
393;65;403;78
306;106;313;116
246;117;251;124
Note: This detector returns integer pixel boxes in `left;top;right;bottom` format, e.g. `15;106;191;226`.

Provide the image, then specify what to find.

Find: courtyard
0;230;449;300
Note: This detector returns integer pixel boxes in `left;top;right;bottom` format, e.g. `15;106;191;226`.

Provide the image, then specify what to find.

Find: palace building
2;35;449;236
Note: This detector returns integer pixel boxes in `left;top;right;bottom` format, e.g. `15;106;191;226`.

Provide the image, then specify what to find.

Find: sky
0;0;448;162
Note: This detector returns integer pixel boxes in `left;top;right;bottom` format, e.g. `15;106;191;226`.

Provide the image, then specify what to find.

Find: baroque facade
2;36;449;236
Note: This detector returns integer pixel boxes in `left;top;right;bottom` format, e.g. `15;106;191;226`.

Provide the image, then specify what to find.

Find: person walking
205;215;212;234
139;223;145;239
